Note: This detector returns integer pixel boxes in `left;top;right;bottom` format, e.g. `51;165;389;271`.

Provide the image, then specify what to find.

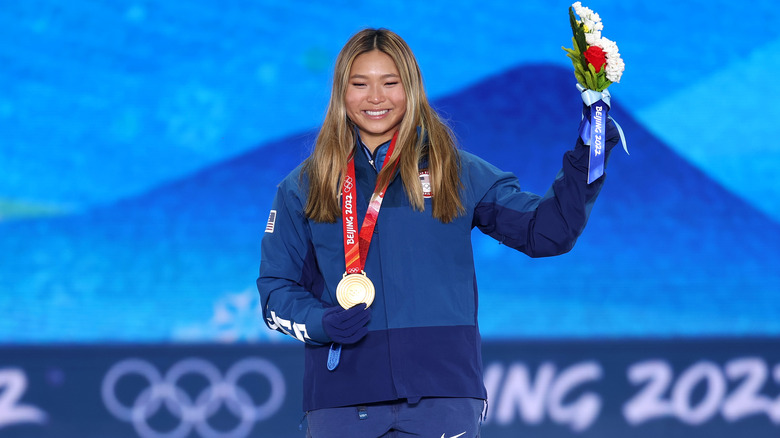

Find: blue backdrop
2;0;778;344
1;1;780;436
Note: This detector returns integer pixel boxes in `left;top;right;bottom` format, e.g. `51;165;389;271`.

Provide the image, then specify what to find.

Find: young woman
257;28;619;438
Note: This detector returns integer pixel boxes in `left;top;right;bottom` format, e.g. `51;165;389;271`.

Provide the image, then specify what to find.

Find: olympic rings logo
343;177;354;192
101;357;285;438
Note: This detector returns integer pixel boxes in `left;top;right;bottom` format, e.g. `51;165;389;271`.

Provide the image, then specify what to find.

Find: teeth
366;110;388;116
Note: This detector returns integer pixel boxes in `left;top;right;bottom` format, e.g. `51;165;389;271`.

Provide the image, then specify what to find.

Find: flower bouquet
562;2;624;91
562;2;626;183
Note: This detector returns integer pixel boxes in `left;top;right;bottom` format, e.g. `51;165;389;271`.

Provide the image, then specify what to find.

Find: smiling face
345;50;407;152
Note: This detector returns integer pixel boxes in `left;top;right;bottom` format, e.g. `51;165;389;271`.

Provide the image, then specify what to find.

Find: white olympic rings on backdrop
101;357;285;438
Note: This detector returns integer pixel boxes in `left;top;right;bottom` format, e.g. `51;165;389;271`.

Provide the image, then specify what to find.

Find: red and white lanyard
341;131;400;274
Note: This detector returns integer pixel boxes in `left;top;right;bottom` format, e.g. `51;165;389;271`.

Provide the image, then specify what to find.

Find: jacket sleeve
472;118;619;257
256;181;331;345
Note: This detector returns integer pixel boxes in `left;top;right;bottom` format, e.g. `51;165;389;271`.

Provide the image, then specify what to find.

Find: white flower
593;36;625;83
605;56;625;83
596;36;618;56
586;13;603;31
573;2;590;17
585;30;602;46
573;3;603;40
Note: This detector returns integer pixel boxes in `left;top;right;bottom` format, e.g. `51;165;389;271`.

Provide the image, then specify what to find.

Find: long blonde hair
303;28;463;223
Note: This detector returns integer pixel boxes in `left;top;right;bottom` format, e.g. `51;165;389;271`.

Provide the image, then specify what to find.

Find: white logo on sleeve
441;432;466;438
265;210;277;233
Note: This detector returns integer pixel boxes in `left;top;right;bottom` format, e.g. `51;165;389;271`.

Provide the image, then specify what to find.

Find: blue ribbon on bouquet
577;85;628;184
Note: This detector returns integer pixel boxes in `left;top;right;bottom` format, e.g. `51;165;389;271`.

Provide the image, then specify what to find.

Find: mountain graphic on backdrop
2;64;779;343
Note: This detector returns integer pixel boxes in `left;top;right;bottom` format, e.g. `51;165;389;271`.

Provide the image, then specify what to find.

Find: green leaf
574;64;587;80
568;7;589;63
570;38;588;73
561;47;577;56
597;74;606;89
585;67;597;89
565;52;581;68
569;7;588;50
575;71;587;87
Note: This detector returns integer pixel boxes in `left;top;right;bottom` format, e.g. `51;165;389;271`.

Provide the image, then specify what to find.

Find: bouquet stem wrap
578;86;611;183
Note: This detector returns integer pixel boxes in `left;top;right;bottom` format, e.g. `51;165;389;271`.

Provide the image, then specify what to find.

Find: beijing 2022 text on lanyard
328;131;399;371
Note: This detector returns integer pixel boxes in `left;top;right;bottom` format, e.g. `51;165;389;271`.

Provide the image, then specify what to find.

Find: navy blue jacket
257;123;618;411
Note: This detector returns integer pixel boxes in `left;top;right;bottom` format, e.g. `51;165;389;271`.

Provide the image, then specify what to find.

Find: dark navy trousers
306;397;484;438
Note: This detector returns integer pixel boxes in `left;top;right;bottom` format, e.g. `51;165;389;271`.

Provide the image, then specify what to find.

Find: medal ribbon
330;132;399;371
341;131;399;274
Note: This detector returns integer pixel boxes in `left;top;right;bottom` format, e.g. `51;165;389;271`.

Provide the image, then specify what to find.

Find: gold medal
336;271;375;309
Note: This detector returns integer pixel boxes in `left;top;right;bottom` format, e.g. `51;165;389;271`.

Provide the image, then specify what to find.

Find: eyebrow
349;73;400;80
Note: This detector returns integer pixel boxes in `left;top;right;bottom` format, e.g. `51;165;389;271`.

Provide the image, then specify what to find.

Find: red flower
583;45;607;73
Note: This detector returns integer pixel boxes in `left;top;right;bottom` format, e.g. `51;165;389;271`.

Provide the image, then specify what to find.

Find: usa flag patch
265;210;277;233
419;170;432;198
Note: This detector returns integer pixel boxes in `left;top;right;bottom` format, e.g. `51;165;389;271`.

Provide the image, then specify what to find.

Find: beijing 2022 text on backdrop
2;1;779;437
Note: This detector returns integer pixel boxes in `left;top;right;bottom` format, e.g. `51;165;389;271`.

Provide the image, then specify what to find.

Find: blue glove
322;304;371;344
